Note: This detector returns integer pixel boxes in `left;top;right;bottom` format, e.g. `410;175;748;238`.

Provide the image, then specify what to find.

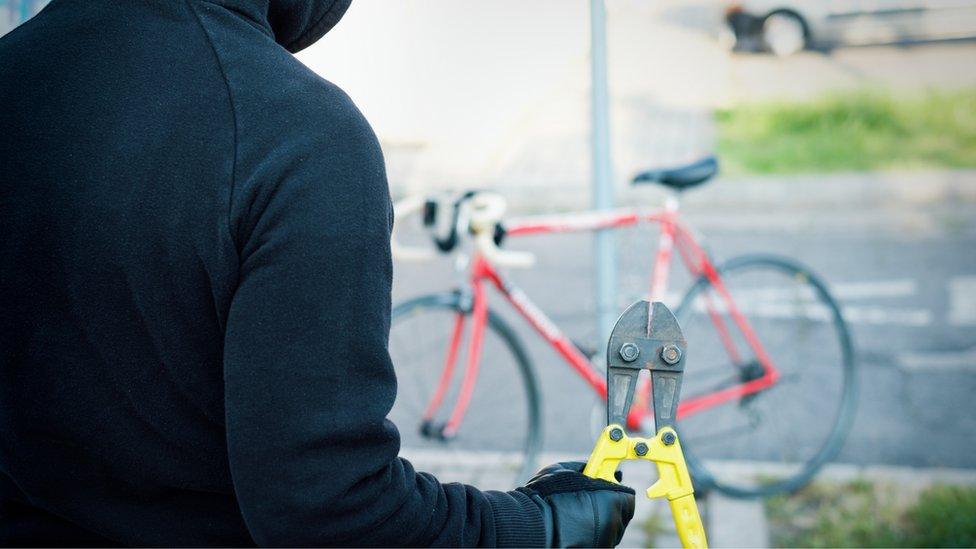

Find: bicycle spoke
675;256;855;496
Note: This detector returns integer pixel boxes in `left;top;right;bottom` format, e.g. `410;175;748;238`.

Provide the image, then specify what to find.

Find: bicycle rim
389;292;542;489
675;255;857;498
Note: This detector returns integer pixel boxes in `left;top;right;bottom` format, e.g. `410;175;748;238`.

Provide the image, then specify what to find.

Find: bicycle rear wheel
389;291;542;490
674;255;856;498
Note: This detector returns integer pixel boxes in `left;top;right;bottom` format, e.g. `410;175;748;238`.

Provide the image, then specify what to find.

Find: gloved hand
517;461;636;548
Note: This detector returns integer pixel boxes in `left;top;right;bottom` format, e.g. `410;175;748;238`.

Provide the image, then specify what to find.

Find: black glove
517;461;636;548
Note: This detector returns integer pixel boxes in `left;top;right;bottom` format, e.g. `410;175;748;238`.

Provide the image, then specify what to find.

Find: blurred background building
294;0;976;208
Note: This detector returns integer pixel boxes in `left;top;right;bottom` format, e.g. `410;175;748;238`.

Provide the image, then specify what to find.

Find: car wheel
762;12;806;57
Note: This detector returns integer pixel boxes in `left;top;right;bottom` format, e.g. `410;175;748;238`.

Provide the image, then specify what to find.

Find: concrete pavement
402;446;976;547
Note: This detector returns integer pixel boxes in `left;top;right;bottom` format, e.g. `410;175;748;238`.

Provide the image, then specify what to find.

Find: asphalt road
390;208;976;471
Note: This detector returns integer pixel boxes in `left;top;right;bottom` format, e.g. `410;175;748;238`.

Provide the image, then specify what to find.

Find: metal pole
589;0;616;346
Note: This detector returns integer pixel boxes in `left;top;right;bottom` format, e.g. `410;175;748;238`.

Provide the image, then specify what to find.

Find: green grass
765;480;976;548
716;90;976;175
909;484;976;547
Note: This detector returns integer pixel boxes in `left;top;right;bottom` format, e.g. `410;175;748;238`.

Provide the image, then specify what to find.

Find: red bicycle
388;158;856;498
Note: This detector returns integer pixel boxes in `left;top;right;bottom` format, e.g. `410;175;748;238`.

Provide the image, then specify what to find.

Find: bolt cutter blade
605;301;687;432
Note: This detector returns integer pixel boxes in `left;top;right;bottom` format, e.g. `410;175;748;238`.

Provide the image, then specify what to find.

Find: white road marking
898;347;976;372
685;296;933;326
948;276;976;326
841;306;933;327
646;278;952;327
688;280;916;303
832;279;917;300
656;278;917;305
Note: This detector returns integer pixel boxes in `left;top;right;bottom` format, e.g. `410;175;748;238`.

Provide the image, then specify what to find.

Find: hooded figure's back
0;1;545;545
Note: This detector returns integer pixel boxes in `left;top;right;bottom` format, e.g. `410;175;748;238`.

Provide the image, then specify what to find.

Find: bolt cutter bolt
661;344;682;365
609;427;624;441
619;342;640;362
662;431;677;446
634;442;649;456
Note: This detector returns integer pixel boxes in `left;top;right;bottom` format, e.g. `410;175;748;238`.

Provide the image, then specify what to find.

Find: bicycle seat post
664;191;681;216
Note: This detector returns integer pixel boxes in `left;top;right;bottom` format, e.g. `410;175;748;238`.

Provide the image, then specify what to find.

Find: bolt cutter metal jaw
605;301;687;433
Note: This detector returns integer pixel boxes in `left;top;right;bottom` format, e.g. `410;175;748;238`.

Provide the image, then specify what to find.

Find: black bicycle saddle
632;156;718;191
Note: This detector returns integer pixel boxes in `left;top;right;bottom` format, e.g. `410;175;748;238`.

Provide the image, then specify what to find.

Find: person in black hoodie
0;0;635;546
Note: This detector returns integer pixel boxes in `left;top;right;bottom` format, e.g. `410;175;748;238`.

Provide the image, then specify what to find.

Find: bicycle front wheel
389;292;542;490
675;255;856;498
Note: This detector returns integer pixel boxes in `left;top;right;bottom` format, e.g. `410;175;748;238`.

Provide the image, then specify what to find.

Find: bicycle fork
420;279;488;440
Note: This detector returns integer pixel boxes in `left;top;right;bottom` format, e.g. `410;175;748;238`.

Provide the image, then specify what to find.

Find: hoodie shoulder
190;0;361;126
189;0;386;250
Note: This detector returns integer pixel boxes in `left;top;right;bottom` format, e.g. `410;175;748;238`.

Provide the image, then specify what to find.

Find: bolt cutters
583;301;708;548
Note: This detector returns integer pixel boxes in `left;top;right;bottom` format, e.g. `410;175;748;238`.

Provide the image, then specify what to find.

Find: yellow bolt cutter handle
584;424;708;548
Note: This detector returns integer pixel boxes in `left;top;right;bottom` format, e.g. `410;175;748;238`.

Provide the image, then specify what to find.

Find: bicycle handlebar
391;195;438;262
391;192;535;268
469;193;535;268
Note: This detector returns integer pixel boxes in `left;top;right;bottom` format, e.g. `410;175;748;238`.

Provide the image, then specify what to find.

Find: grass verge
765;480;976;547
717;90;976;175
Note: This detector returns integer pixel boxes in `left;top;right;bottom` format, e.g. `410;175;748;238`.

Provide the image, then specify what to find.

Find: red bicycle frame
424;200;782;435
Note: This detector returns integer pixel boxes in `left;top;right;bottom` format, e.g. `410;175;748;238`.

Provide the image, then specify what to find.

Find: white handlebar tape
391;195;437;262
470;194;535;268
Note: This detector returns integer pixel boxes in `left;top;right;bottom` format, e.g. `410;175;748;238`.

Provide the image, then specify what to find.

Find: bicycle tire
390;291;543;486
674;254;857;498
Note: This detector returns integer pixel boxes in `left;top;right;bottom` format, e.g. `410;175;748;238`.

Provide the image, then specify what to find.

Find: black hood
214;0;352;53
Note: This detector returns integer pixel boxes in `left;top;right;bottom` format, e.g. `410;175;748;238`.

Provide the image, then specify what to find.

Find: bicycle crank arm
584;424;708;549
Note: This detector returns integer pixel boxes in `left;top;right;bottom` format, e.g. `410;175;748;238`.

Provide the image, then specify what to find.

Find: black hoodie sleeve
217;72;545;546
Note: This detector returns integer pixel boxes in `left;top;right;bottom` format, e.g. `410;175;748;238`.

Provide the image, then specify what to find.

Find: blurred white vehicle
724;0;976;56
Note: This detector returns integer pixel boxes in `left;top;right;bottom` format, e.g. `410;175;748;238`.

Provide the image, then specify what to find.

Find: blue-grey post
590;0;616;346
